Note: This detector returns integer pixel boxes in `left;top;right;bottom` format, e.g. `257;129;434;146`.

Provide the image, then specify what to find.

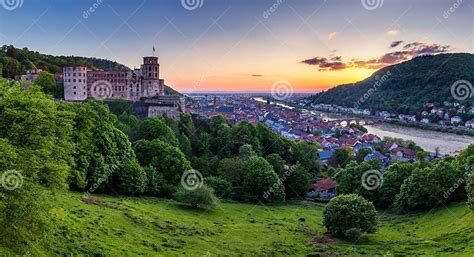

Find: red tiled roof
363;134;380;142
313;178;337;192
391;146;416;158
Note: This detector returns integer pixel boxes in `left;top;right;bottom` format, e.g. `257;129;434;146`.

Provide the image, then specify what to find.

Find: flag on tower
153;46;155;56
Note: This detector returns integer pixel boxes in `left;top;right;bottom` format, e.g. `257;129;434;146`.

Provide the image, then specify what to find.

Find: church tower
141;56;164;97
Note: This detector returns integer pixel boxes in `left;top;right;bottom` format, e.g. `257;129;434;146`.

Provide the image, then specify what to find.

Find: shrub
205;176;233;199
344;228;362;242
173;185;219;209
323;194;378;236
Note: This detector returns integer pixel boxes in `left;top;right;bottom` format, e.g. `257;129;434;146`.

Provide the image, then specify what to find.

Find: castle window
73;92;76;95
148;67;151;71
73;79;76;82
73;86;76;89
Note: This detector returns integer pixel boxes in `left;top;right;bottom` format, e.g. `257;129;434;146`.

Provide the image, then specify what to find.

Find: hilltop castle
63;56;185;117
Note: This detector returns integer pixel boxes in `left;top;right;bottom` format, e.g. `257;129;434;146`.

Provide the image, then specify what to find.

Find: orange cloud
300;41;451;70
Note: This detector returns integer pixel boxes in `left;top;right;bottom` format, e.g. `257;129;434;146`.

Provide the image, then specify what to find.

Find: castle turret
141;56;163;97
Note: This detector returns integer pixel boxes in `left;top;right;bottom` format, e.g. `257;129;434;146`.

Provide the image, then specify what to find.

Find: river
365;123;473;154
253;97;473;154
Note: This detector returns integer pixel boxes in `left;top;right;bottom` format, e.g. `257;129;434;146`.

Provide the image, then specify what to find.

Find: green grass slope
1;191;473;256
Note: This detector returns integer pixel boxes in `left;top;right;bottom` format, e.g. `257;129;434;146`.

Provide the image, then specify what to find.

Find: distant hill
308;53;474;114
0;45;181;95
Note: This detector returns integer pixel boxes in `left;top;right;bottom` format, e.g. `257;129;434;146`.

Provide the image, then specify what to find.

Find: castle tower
141;57;164;97
63;67;88;101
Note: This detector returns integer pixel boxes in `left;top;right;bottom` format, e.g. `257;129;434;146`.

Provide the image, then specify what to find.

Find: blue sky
1;0;473;92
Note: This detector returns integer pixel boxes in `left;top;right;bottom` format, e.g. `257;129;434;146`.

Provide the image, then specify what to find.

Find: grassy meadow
1;191;473;256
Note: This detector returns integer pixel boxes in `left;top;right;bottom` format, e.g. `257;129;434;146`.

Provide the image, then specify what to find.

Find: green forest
0;45;130;77
309;53;474;114
1;75;474;255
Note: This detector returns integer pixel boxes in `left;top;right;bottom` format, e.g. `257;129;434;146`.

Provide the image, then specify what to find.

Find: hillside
308;53;474;114
0;45;130;75
1;191;472;256
0;45;181;95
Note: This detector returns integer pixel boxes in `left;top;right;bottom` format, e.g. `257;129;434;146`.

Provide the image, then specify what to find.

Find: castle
63;56;185;117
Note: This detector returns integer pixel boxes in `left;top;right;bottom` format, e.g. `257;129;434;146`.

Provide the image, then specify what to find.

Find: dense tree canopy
376;162;414;208
242;156;285;202
309;53;474;113
0;82;74;245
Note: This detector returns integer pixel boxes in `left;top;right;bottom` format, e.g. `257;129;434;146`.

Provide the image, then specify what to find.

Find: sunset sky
1;0;473;93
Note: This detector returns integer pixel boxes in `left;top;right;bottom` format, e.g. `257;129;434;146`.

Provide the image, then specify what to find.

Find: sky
0;0;473;93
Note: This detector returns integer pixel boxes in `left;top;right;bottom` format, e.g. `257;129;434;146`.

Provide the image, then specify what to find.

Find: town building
25;68;43;81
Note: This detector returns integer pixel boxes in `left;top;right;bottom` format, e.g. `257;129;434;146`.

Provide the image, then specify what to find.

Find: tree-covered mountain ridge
0;45;181;96
308;53;474;114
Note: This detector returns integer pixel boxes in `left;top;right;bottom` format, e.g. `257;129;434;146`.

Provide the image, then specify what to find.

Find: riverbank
259;99;473;154
365;123;473;154
311;108;474;137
